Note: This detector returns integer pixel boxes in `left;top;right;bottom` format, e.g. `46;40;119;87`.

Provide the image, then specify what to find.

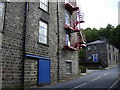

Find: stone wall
25;2;50;57
86;43;108;67
1;2;80;89
106;43;119;67
86;42;119;68
24;57;38;87
0;32;2;90
2;2;25;89
58;2;79;80
48;2;58;84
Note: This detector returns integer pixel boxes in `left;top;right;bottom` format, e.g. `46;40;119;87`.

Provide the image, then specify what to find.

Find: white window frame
65;0;69;3
39;20;48;44
0;2;5;31
87;46;91;51
66;34;71;46
66;61;72;74
40;0;48;12
92;54;98;62
65;10;70;26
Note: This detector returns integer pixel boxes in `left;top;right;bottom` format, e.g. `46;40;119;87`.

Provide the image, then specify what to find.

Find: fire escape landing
63;2;86;51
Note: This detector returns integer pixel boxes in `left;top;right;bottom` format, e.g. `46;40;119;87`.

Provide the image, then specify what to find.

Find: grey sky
77;0;119;29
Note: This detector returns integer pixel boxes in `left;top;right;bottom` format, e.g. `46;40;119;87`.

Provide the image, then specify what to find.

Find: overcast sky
77;0;119;29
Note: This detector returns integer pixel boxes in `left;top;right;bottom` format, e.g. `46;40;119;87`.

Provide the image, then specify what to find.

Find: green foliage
79;65;86;69
83;27;100;43
78;49;86;61
79;65;87;73
82;24;120;51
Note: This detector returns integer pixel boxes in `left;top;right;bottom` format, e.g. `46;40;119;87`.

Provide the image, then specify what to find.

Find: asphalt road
29;66;119;90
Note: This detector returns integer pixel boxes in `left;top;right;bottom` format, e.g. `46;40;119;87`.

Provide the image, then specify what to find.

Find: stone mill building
86;40;119;68
0;0;86;89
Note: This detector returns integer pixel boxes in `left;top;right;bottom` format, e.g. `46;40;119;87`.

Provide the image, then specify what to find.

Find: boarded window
66;62;72;74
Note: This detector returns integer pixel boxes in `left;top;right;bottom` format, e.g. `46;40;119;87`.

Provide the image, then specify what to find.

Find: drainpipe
22;1;28;89
57;0;60;83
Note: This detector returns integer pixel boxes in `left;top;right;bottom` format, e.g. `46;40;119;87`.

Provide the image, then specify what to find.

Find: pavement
80;65;118;76
29;65;119;90
104;65;118;70
81;69;101;76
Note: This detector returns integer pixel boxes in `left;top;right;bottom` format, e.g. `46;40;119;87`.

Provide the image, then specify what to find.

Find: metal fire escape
63;2;86;51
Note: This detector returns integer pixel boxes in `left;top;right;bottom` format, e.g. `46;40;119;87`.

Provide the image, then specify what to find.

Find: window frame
116;55;118;62
109;53;111;60
65;0;69;3
87;46;91;51
94;44;97;49
0;2;5;32
113;55;115;61
113;46;114;51
38;20;48;44
108;44;110;50
66;33;71;46
66;60;72;74
65;10;71;26
88;54;91;60
92;54;98;62
39;0;48;12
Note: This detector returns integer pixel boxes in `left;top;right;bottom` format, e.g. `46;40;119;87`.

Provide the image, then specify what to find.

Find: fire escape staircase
77;32;86;48
63;2;86;51
64;2;79;14
64;10;85;33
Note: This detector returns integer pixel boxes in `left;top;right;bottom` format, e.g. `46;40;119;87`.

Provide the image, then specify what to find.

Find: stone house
0;0;85;89
86;40;119;68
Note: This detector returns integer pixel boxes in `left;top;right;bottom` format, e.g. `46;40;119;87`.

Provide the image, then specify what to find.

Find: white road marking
108;79;119;90
70;83;87;90
91;76;101;81
104;72;110;76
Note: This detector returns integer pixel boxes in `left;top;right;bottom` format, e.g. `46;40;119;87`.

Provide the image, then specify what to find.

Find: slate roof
87;40;106;45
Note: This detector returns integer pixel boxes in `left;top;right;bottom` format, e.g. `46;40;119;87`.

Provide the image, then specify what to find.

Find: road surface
29;66;119;90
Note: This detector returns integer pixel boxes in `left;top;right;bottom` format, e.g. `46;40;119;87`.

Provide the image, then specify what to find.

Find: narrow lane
70;66;118;89
29;66;119;90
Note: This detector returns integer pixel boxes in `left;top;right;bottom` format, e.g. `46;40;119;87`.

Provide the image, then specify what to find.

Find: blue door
38;59;50;85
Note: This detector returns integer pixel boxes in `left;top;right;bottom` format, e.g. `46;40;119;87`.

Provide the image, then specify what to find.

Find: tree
78;49;86;63
82;24;120;51
83;27;99;43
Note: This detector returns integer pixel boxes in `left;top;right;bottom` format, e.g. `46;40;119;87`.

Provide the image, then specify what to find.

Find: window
65;0;69;3
109;53;111;60
92;54;98;62
108;44;110;50
0;2;5;31
113;46;114;51
88;55;91;60
87;46;91;51
66;33;71;46
40;0;48;12
116;55;118;62
65;10;71;26
66;61;72;74
39;20;48;44
94;44;97;49
113;55;115;61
